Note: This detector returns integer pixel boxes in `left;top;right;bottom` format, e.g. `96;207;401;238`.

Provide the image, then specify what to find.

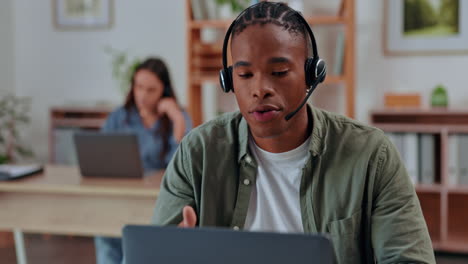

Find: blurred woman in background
95;57;192;264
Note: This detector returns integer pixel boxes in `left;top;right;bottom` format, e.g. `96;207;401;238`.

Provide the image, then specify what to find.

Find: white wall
354;0;468;122
5;0;468;162
0;0;14;95
12;0;186;161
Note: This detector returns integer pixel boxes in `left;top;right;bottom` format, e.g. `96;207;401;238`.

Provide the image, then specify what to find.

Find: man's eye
238;73;253;78
272;70;288;77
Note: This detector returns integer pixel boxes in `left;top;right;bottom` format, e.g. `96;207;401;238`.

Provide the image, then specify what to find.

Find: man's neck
251;108;312;153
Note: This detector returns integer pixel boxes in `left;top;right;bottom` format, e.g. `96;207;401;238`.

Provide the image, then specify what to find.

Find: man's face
231;23;308;139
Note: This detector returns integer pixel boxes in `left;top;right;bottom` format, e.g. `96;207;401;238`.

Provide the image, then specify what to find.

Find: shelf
52;118;106;129
189;16;346;29
447;186;468;194
374;123;468;134
192;73;345;85
371;109;468;254
371;109;468;125
373;124;444;133
415;184;442;193
436;240;468;253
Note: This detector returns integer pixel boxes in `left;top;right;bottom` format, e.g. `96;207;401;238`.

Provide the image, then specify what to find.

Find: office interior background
1;0;468;263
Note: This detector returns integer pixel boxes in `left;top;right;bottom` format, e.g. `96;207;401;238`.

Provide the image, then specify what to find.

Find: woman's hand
157;98;186;142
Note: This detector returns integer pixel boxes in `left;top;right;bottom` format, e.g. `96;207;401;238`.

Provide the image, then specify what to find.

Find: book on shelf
448;134;459;186
459;134;468;185
403;133;419;184
419;134;435;185
385;132;432;185
191;0;219;20
191;0;206;20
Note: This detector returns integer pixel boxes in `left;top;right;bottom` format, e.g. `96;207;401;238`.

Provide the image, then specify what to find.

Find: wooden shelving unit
186;0;356;126
371;108;468;254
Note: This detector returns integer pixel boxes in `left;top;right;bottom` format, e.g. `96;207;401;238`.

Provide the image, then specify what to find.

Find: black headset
218;3;326;120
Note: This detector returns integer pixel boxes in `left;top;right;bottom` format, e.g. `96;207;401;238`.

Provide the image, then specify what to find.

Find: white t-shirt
244;135;311;233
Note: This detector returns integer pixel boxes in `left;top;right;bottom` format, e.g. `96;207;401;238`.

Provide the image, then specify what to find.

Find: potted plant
216;0;252;18
104;46;141;97
0;94;34;164
431;84;449;108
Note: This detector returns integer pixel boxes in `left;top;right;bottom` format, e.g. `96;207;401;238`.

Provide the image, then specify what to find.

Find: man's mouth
249;105;281;122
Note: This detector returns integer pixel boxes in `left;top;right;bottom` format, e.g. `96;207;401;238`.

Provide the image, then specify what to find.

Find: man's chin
248;124;285;140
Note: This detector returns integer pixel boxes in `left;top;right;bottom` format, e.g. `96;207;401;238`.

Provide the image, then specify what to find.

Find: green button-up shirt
152;106;435;264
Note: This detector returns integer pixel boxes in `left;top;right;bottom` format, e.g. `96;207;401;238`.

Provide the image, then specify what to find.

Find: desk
0;165;163;263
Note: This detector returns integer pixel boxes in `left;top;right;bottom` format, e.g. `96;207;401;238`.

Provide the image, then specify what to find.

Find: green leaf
15;145;34;157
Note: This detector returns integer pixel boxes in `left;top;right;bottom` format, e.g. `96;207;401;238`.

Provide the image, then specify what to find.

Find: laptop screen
122;225;336;264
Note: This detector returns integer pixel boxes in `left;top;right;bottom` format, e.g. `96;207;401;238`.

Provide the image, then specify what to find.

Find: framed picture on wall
384;0;468;55
53;0;114;30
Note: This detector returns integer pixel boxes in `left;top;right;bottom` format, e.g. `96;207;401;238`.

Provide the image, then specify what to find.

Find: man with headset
153;2;435;263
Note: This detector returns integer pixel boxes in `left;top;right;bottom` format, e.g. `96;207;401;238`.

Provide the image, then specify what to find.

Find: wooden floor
0;233;467;264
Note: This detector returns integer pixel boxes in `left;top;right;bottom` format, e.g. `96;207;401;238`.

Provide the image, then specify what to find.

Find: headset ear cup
219;66;234;93
227;66;233;92
316;59;327;84
304;58;317;87
219;68;229;93
304;57;326;87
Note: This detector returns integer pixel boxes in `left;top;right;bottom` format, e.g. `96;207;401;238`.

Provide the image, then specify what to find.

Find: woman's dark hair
124;57;179;164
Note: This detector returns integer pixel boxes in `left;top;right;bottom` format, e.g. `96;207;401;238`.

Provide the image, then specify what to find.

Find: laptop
73;132;144;178
122;225;336;264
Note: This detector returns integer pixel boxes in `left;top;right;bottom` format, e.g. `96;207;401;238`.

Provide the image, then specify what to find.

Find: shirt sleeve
152;138;196;226
101;110;120;132
371;137;436;264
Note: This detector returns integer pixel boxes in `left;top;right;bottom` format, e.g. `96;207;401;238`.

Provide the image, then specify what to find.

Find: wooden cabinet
185;0;356;126
371;109;468;253
49;107;112;163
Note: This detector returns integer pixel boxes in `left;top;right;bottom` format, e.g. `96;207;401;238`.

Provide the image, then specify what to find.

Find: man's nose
252;75;274;99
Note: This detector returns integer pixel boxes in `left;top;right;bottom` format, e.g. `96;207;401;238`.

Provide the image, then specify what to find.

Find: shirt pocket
326;209;362;264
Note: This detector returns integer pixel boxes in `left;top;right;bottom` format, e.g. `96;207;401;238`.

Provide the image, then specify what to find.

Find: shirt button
243;179;250;186
233;226;240;230
245;156;252;164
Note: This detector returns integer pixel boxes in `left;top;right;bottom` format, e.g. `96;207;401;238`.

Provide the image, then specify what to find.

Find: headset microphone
284;59;326;121
285;83;317;121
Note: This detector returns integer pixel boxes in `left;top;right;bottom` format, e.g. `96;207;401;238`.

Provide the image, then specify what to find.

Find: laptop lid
73;132;144;178
122;225;336;264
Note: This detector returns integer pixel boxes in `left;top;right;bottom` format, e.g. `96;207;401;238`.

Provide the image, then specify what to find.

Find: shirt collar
237;104;326;163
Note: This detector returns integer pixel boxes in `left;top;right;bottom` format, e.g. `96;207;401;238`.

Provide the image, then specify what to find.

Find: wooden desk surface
0;165;165;237
0;165;164;197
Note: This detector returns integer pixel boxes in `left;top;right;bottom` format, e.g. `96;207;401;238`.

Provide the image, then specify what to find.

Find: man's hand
178;206;197;228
